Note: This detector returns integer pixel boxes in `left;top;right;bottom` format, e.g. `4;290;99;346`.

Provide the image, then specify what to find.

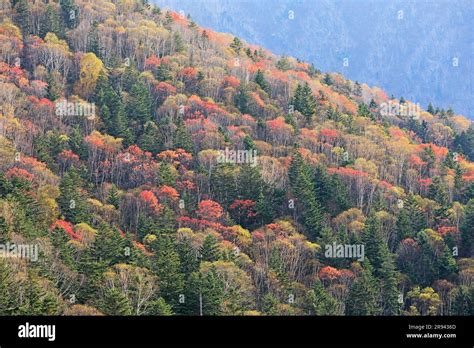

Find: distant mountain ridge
153;0;474;119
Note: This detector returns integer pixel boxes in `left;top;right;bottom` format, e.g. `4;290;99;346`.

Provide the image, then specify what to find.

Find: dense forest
0;0;473;316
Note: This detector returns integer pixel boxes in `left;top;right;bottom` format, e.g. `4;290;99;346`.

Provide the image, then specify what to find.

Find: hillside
0;0;473;316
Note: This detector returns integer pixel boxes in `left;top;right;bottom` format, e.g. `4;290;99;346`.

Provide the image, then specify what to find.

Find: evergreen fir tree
255;190;274;225
46;72;61;101
156;62;172;82
58;168;89;224
453;128;474;162
235;83;250;114
230;37;242;52
422;146;436;174
157;163;176;187
313;165;331;210
14;0;30;37
369;99;377;109
40;4;65;39
439;245;458;278
156;205;177;235
147;297;174;315
121;66;140;91
364;216;385;272
106;184;120;209
413;229;457;286
175;239;200;280
276;56;291;71
288;151;324;240
0;259;20;314
173;116;193;153
379;257;400;315
138;121;162;154
254;69;271;94
60;0;78;29
93;223;125;264
451;286;473;315
100;288;133;315
427;103;435;115
323;73;333;85
306;279;340;315
308;63;320;77
150;237;184;306
184;267;224;315
245;47;253;60
164;11;173;26
200;234;220;262
243;135;256;151
21;272;59;315
460;199;474;257
210;164;239;208
68;125;88;160
137;214;157;241
292;82;316;122
238;164;264;202
346;261;381;315
0;216;8;244
395;194;425;245
86;21;101;57
464;182;474;202
173;31;185;52
99;104;112;130
126;80;153;136
121;233;143;265
284;112;298;134
261;293;280;315
50;225;77;268
454;165;464;201
428;176;450;222
94;73;131;143
363;214;400;315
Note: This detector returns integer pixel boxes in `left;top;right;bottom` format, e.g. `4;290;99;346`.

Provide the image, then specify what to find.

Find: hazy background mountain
153;0;474;118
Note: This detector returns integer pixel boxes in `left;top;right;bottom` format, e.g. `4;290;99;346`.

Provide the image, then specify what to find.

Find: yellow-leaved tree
74;52;104;98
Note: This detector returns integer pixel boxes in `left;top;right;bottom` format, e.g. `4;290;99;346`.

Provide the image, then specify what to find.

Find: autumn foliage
0;0;472;318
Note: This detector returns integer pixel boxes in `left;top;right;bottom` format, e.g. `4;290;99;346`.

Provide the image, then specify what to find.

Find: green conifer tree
288;151;324;240
40;5;65;39
254;69;271;94
460;199;474;257
86;21;101;56
60;0;78;29
126;80;152;136
0;259;20;314
14;0;30;36
58;168;89;224
100;288;133;315
150;237;184;306
173;116;193;153
106;185;120;208
346;261;381;315
200;234;220;262
292;82;316;122
306;279;340;315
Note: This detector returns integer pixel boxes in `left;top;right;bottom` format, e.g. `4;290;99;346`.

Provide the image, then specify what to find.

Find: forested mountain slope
154;0;474;119
0;0;472;316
